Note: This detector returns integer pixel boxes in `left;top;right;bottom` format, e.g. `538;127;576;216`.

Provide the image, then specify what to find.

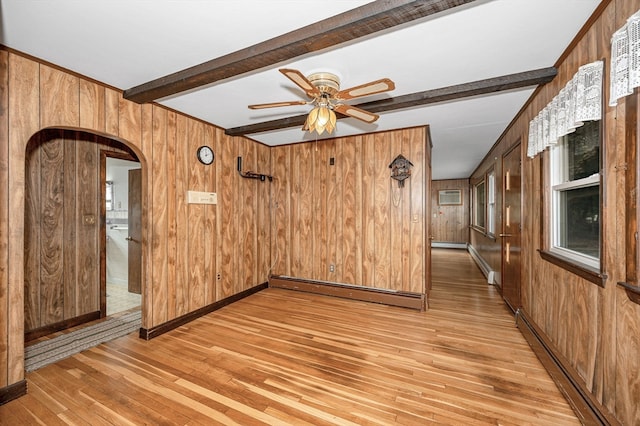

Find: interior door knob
499;233;513;237
125;236;133;241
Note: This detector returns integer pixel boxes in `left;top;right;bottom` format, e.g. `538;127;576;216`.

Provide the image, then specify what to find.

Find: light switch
187;191;217;205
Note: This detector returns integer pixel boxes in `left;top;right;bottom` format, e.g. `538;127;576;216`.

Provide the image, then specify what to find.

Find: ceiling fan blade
335;78;395;100
248;100;307;109
280;68;320;98
334;104;379;123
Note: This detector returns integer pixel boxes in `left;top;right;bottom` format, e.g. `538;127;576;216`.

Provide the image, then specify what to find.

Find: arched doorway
23;129;144;343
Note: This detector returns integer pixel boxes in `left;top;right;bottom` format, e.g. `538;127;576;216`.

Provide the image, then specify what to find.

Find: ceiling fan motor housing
308;72;340;96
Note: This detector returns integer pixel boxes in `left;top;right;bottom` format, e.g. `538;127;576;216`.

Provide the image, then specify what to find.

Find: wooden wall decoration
389;154;413;187
467;0;640;423
270;128;428;294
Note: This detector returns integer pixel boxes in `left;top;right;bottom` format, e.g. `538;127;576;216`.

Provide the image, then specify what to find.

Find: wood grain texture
39;65;79;129
615;286;640;424
187;119;205;311
271;145;291;276
62;137;77;320
165;110;178;320
204;126;217;306
240;140;257;292
217;133;237;300
501;144;521;310
174;114;189;317
409;128;426;293
104;88;119;137
0;49;8;389
0;249;579;425
8;52;39;384
117;94;141;148
257;143;271;285
431;179;470;243
76;137;99;315
24;134;42;331
373;132;391;289
1;51;273;395
467;0;640;423
39;135;65;325
270;128;427;295
328;139;341;283
140;104;152;328
362;135;376;287
23;131;134;333
79;80;105;131
151;107;168;325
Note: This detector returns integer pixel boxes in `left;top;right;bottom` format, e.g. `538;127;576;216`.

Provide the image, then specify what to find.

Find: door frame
100;150;139;317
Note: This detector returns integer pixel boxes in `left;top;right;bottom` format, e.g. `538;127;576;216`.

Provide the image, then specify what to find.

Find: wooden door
501;143;521;311
127;168;142;294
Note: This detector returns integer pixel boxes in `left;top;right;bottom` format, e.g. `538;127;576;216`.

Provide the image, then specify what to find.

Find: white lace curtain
610;9;640;106
527;60;603;158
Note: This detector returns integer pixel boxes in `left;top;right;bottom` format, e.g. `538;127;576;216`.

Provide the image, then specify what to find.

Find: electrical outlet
217;273;221;280
329;264;335;273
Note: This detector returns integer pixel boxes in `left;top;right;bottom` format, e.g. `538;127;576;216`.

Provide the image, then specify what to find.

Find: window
549;120;600;268
106;181;114;211
438;189;462;205
473;180;486;230
487;170;496;236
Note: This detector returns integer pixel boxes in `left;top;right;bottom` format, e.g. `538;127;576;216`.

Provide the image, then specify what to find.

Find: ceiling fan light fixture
304;105;337;135
249;68;394;136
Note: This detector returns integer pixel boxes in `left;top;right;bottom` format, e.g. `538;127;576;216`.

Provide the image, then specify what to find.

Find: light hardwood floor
1;249;578;425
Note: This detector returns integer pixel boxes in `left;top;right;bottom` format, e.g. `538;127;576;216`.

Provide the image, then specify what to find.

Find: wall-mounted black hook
237;156;273;182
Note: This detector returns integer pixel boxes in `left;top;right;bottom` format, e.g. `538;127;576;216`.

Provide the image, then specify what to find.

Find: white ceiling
0;0;601;179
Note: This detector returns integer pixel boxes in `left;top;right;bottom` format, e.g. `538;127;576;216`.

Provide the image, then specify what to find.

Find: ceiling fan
248;68;395;135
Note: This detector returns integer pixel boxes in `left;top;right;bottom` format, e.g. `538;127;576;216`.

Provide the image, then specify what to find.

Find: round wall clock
196;145;214;165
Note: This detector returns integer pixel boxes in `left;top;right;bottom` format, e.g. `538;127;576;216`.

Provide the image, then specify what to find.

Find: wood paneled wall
24;130;134;332
431;179;469;244
469;1;640;423
0;51;271;391
469;158;503;280
270;128;428;294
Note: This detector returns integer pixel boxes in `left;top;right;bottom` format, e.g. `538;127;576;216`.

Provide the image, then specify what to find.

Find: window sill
471;226;488;235
538;250;606;288
618;282;640;305
470;226;496;241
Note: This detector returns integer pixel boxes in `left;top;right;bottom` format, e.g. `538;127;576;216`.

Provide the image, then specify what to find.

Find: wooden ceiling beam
225;67;557;136
123;0;477;103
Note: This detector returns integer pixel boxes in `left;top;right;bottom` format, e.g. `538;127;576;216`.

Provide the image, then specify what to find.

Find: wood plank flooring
0;249;578;425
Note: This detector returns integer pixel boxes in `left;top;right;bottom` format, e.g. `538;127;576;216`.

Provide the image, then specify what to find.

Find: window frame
472;179;486;231
486;168;497;237
541;119;605;286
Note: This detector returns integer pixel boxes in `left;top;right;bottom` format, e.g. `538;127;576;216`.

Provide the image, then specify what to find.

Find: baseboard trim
0;380;27;406
25;311;102;342
515;309;618;426
431;242;468;249
467;244;497;284
269;276;425;310
139;282;268;340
